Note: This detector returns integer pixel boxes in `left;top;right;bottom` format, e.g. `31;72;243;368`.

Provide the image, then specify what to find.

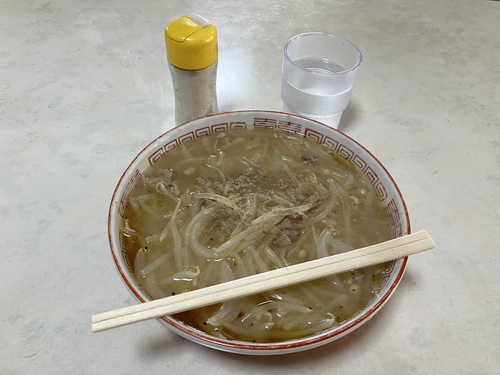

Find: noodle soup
119;127;393;343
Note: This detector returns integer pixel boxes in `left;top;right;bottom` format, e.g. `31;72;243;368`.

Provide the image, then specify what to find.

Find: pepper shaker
165;15;219;126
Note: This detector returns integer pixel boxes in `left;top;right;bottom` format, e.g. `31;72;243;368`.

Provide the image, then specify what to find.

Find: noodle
120;128;393;343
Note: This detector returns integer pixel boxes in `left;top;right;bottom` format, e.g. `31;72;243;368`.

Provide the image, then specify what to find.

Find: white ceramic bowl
108;110;410;355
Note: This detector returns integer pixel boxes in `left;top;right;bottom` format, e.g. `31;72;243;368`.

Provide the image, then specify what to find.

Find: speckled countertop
1;0;499;374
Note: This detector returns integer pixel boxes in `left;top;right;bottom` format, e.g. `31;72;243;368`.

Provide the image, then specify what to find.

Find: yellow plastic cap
165;15;218;70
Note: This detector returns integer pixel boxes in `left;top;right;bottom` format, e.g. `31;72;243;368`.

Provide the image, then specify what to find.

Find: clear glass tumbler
281;32;362;128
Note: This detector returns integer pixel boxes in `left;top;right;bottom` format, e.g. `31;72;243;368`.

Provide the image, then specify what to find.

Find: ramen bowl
108;110;410;355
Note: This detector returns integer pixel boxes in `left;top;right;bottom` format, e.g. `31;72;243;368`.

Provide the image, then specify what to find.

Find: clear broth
120;128;392;343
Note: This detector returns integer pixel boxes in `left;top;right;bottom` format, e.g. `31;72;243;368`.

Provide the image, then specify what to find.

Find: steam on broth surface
120;128;393;343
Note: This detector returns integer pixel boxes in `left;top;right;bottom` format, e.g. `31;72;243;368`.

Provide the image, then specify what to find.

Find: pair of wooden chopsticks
92;230;435;333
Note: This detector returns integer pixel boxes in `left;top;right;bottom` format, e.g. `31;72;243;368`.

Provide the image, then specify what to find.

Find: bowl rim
107;109;411;354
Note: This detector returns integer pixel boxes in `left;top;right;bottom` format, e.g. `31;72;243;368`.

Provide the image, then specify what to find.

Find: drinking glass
281;32;362;128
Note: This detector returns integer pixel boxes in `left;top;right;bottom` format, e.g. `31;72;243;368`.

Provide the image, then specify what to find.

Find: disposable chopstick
92;230;435;333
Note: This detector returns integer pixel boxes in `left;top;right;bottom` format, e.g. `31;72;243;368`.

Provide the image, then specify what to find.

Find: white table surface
1;0;499;374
